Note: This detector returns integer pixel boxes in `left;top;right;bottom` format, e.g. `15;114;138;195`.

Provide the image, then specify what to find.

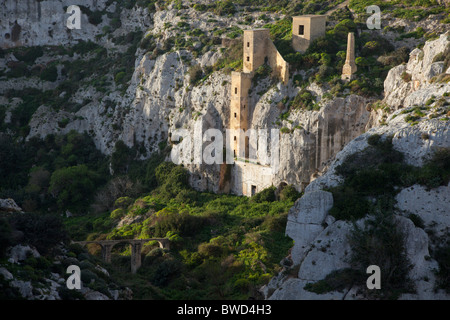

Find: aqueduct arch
72;238;170;274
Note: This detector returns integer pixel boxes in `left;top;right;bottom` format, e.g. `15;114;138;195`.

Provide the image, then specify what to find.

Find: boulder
8;245;40;263
10;280;33;298
285;191;333;265
396;183;450;238
0;267;13;280
0;198;23;213
297;220;353;281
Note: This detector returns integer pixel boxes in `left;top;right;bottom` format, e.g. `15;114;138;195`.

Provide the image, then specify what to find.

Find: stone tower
230;29;289;159
243;29;270;74
341;32;357;81
292;15;327;53
230;71;252;158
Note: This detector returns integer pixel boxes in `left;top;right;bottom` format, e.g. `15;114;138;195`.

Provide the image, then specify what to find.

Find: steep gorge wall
265;33;450;300
4;2;373;194
0;0;110;48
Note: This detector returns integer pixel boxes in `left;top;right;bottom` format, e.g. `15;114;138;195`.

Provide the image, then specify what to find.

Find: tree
110;140;136;175
49;164;100;212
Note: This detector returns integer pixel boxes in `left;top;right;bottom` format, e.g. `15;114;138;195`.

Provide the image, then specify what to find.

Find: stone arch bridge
72;238;170;274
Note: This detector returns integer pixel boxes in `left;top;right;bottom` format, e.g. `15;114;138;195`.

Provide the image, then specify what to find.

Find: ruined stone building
229;16;327;196
292;15;327;53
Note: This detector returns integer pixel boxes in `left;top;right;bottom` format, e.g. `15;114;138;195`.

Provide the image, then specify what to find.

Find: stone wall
231;160;275;196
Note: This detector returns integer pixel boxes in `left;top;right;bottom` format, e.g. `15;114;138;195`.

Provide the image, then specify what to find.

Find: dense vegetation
0;127;299;299
64;162;299;299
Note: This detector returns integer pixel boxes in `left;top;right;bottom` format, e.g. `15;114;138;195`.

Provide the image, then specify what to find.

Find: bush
49;164;101;212
348;210;415;299
367;134;382;146
188;64;203;86
154;211;204;237
401;71;412;82
279;185;301;202
81;269;99;284
110;140;136;175
291;89;316;110
11;213;68;254
151;258;182;286
251;186;276;203
213;0;236;16
434;244;450;293
304;268;364;294
110;208;125;219
15;46;44;64
0;218;12;258
114;71;126;84
198;242;224;258
40;65;58;82
417;147;450;188
155;163;190;200
114;196;134;209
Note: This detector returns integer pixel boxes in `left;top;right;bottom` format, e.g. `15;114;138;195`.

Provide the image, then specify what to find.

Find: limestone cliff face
384;33;450;111
0;0;150;48
3;2;446;198
17;2;372;194
265;34;450;300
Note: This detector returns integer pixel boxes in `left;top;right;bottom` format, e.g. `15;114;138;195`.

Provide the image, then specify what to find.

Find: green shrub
417;147;450;188
110;140;136;175
114;71;126;84
0;218;12;258
408;213;425;229
434;244;450;293
348;209;415;299
110;208;125;219
114;196;134;209
304;268;364;294
291;89;316;110
198;242;224;258
401;71;412;82
279;184;301;202
154;211;204;238
213;0;236;16
367;134;382;146
151;258;182;286
81;269;99;284
49;164;101;212
11;213;68;254
188;64;203;86
251;186;276;203
14;46;44;64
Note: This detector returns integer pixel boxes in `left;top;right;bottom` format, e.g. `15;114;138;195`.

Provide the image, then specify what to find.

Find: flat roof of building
292;15;327;19
244;28;270;31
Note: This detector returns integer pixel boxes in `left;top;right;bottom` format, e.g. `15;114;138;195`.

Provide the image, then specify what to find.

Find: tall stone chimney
341;32;357;81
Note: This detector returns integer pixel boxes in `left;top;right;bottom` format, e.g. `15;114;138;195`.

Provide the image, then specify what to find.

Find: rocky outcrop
0;198;23;213
285;191;334;265
384;32;450;110
0;0;151;49
0;242;133;300
266;34;450;300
